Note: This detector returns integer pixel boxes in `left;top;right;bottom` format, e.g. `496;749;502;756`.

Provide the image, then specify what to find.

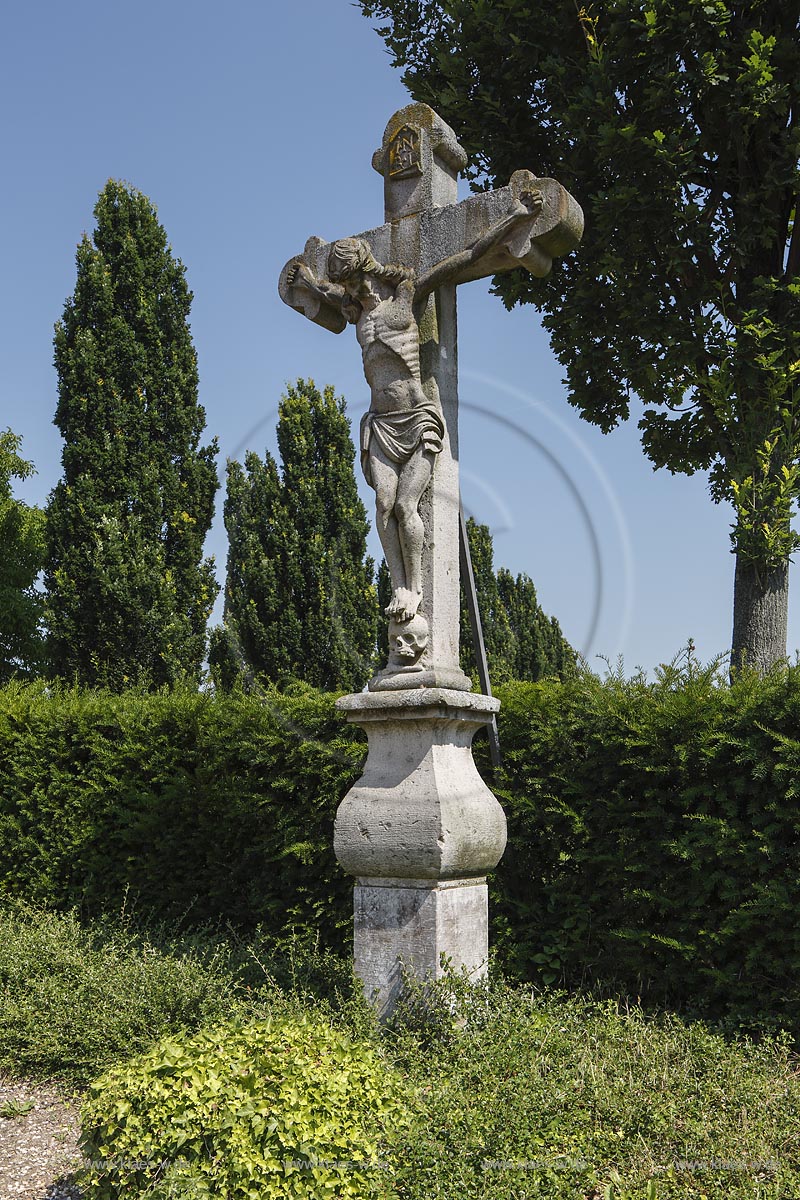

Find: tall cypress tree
212;380;377;692
496;567;575;681
460;517;575;683
460;518;517;684
45;181;219;688
376;558;392;665
0;430;45;682
209;451;302;688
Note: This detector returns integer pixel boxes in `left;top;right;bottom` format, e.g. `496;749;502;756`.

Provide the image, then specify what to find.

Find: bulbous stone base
334;688;506;880
335;688;506;1013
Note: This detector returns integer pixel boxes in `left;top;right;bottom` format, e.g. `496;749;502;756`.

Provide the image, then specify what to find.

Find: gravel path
0;1077;84;1199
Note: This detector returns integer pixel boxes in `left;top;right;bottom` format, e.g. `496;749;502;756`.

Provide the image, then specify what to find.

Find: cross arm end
278;240;348;335
507;171;584;260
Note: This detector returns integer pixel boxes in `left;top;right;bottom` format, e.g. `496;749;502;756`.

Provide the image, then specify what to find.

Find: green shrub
0;905;241;1083
3;661;800;1035
79;1014;410;1200
3;895;799;1199
77;973;795;1200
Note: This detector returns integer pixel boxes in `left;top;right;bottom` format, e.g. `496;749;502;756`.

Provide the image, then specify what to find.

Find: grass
0;902;357;1086
1;902;799;1198
386;975;800;1198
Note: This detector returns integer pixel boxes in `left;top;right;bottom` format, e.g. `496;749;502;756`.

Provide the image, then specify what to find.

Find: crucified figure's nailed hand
287;194;543;627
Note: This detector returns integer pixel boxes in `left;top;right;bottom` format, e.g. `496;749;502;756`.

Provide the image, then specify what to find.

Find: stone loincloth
360;405;444;487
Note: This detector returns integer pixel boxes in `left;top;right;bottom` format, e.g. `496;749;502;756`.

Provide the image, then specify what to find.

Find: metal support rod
459;502;501;768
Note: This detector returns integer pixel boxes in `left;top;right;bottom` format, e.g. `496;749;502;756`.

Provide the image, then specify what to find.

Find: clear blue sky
2;0;790;673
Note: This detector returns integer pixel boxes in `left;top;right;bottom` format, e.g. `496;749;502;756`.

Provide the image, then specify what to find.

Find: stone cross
279;104;582;1015
279;103;583;692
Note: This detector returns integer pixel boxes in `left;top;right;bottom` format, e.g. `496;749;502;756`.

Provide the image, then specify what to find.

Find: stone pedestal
354;879;489;1016
335;688;505;1016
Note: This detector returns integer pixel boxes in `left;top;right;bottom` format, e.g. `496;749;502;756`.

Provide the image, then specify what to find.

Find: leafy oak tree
45;181;219;688
361;0;800;671
0;431;45;681
211;380;377;692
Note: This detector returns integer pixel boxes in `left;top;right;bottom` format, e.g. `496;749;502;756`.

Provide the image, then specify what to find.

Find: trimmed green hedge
0;682;363;949
490;661;800;1034
1;664;799;1033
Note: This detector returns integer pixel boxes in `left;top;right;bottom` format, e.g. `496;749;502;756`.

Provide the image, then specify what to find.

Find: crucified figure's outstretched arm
414;189;544;307
285;261;345;306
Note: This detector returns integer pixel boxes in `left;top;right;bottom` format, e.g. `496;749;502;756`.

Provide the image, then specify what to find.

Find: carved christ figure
287;189;543;622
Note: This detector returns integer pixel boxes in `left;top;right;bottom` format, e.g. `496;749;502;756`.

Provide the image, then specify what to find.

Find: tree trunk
730;552;789;674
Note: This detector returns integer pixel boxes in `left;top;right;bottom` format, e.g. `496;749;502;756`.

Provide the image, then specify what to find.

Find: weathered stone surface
371;103;467;219
335;689;505;881
354;879;489;1018
279;102;582;687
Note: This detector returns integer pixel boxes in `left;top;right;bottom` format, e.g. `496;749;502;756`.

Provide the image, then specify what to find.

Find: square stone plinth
354;878;488;1017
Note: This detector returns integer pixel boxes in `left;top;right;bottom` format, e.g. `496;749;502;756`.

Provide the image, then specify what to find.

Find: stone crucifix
279;104;582;1016
279;103;583;692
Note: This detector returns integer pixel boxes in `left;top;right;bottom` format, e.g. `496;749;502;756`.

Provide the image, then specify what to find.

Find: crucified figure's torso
358;298;423;412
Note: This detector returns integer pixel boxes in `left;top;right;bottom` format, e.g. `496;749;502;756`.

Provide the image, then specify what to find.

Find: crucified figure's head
328;238;382;282
327;239;414;319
